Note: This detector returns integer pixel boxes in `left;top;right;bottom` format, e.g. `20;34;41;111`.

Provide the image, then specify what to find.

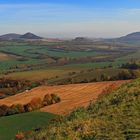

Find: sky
0;0;140;38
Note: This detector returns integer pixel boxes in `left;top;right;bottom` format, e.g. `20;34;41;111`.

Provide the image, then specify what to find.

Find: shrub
16;104;25;113
24;103;33;112
15;132;25;140
24;97;42;112
3;104;25;116
51;94;61;103
0;105;10;116
43;94;53;106
30;97;43;110
7;106;18;115
43;94;61;106
0;94;61;117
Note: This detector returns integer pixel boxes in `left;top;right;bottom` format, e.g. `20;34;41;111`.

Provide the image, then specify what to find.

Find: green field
0;45;102;72
0;42;137;73
0;112;56;140
117;50;140;61
0;43;138;89
0;45;100;58
1;62;125;81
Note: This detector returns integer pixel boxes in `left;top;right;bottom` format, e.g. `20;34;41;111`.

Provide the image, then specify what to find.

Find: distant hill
73;37;103;42
1;31;140;45
0;33;21;40
0;32;43;40
119;32;140;41
20;32;43;40
73;37;90;42
106;32;140;45
72;37;94;44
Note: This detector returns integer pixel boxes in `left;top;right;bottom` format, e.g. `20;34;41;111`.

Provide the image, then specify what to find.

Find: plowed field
0;80;129;115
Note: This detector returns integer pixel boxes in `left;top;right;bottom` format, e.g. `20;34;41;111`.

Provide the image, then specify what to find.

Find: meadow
0;41;138;74
0;112;56;140
0;45;102;72
1;63;122;81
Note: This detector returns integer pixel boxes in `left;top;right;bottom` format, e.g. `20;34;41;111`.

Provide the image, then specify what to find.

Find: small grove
0;78;42;99
48;69;137;85
0;94;61;117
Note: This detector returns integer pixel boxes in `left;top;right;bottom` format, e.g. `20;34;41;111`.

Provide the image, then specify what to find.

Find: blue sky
0;0;140;38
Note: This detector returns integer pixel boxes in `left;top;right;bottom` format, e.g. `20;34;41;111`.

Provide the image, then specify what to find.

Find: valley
1;0;140;139
0;32;140;140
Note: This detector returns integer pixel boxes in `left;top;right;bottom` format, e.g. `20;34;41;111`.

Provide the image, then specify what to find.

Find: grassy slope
2;62;125;81
0;112;56;140
3;66;82;81
47;68;127;85
24;79;140;140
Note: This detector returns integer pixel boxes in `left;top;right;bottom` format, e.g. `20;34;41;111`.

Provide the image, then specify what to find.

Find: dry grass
0;52;16;61
4;68;81;81
0;80;129;115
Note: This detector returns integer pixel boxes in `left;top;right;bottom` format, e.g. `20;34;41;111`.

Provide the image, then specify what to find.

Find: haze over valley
0;0;140;140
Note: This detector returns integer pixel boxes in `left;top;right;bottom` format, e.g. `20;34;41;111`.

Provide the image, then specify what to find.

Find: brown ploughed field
0;80;129;115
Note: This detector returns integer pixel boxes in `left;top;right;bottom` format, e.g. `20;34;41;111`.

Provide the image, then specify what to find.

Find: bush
0;94;61;117
24;97;42;112
51;94;61;103
43;94;53;106
15;132;25;140
7;106;18;115
43;94;61;106
0;105;10;116
16;104;25;113
30;97;43;110
24;103;33;112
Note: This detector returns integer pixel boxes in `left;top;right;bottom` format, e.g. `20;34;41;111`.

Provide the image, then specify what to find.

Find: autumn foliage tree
0;94;61;117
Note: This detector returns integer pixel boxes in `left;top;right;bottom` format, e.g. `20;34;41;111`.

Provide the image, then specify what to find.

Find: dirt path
0;80;129;115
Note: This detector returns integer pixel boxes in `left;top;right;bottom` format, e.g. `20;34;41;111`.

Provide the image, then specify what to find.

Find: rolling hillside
107;32;140;45
22;78;140;140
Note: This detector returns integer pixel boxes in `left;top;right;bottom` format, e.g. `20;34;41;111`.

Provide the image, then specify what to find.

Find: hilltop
70;32;140;46
106;32;140;45
119;32;140;41
0;33;21;40
0;32;43;40
20;32;43;40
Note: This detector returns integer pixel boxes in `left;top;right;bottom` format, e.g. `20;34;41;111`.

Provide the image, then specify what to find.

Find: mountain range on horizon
0;32;140;44
72;32;140;45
